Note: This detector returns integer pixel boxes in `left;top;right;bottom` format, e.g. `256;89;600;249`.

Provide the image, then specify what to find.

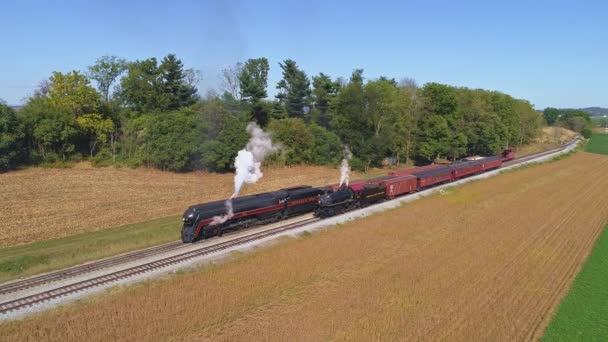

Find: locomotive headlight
188;213;194;218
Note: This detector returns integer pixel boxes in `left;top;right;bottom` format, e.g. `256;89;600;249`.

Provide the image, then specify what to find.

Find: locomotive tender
181;150;515;242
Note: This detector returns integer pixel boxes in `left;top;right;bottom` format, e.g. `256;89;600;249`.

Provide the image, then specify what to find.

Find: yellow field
0;165;386;248
2;152;606;341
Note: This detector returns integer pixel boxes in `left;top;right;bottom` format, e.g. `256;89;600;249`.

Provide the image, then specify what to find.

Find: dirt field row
0;165;379;247
2;152;606;341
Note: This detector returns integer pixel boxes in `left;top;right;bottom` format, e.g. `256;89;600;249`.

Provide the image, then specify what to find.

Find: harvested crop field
0;165;381;248
2;152;607;341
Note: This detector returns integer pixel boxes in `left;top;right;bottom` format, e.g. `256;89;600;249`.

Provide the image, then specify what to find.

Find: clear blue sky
1;0;606;109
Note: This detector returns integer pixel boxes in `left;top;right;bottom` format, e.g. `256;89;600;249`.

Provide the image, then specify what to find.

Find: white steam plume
338;146;352;187
211;122;279;225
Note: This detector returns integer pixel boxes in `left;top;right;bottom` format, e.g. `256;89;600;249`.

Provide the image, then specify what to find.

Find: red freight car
368;175;417;199
389;164;445;177
413;166;453;189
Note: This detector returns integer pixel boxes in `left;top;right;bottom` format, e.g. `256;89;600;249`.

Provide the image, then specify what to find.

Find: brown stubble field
1;152;607;341
0;165;382;247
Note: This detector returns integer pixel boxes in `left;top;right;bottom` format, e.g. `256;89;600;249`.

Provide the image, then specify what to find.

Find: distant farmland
542;131;608;341
585;132;608;155
2;152;606;341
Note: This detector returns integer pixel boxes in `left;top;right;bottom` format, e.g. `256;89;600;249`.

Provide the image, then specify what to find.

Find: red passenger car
413;166;453;189
480;155;503;171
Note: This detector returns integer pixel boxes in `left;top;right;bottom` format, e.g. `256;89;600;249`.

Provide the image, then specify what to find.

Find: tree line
0;54;545;173
542;107;593;137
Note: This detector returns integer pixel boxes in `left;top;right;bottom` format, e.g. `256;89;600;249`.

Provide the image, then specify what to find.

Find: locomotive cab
315;185;356;218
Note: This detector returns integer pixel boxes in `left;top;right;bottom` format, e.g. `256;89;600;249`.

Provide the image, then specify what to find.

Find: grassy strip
585;133;608;155
0;216;180;283
542;225;608;341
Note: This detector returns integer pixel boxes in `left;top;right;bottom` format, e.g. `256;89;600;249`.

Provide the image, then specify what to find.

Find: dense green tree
199;103;249;171
268;118;313;164
421;83;458;117
332;72;410;168
0;101;23;171
120;58;165;112
268;118;342;165
276;59;311;119
140;108;199;171
543;107;560;125
48;71;101;117
365;79;400;137
18;91;84;163
76;113;114;157
307;124;343;165
416;114;449;161
88;56;128;102
238;58;269;103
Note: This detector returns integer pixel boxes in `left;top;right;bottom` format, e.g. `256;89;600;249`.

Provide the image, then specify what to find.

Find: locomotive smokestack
339;146;352;187
211;122;279;225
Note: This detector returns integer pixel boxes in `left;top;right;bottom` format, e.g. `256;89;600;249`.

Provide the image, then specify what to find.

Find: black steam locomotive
181;186;323;242
181;151;515;243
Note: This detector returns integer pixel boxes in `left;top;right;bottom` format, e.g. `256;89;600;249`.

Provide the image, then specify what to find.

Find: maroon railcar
368;175;417;199
413;166;453;189
481;155;503;171
389;163;445;177
450;161;484;179
502;149;515;161
450;156;503;180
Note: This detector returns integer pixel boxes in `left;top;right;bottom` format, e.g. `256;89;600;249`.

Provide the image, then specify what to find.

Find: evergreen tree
276;59;311;119
312;72;340;127
160;54;199;110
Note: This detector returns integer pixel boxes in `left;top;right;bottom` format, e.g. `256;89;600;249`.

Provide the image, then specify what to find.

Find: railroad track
0;217;320;315
0;241;185;296
503;137;580;167
0;138;580;316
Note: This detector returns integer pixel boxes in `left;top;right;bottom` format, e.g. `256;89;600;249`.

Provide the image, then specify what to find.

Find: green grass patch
542;225;608;341
0;215;181;283
585;133;608;155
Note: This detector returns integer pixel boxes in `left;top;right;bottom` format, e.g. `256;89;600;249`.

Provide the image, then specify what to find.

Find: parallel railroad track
0;137;580;315
0;241;185;296
0;217;320;315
